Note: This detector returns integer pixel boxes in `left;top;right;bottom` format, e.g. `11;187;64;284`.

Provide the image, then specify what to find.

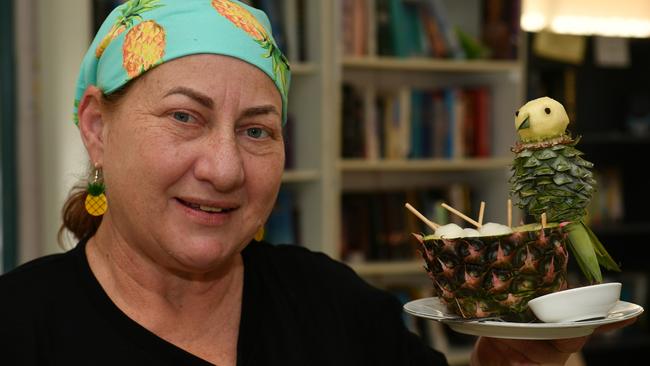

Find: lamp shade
521;0;650;38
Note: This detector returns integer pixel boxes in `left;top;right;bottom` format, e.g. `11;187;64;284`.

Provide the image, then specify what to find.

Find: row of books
341;84;492;160
342;0;521;59
585;167;625;226
340;185;473;262
263;188;301;245
243;0;308;62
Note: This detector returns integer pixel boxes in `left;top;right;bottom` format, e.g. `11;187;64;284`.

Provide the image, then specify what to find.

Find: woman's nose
193;131;245;191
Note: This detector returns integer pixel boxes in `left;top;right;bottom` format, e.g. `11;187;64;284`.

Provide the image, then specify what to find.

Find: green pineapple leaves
511;138;621;284
566;221;621;283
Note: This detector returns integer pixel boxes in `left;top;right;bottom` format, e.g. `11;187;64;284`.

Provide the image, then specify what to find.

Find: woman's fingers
593;317;637;334
471;316;640;365
472;336;588;365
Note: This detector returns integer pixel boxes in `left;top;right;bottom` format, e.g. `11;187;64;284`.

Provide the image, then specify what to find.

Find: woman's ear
78;86;107;166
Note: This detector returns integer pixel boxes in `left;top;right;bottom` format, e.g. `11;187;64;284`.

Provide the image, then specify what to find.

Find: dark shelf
592;222;650;236
526;32;650;365
579;133;650;145
582;327;650;365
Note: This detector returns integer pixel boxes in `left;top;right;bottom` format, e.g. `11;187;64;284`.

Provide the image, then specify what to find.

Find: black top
0;239;447;365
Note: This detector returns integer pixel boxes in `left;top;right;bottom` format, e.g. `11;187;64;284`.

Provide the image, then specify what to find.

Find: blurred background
2;0;649;364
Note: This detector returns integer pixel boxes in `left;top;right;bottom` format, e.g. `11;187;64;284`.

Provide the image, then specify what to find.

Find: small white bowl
528;282;622;323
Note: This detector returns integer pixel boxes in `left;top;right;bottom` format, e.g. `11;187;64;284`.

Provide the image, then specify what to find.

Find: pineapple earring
85;165;108;216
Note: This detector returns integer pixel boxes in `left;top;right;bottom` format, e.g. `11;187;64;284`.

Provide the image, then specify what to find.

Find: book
282;0;300;61
256;0;288;55
422;0;465;59
341;84;366;158
375;0;394;56
340;193;371;261
363;86;381;160
386;0;425;57
264;188;299;245
473;87;491;157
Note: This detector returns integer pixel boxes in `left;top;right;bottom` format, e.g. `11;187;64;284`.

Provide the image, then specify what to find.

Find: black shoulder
243;241;385;300
0;249;77;300
244;241;357;278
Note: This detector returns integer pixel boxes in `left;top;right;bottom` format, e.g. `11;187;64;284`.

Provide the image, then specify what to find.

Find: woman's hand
469;318;637;366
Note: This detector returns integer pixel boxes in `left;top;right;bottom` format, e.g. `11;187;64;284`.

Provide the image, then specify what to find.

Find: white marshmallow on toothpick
462;228;480;237
478;222;513;236
434;223;464;239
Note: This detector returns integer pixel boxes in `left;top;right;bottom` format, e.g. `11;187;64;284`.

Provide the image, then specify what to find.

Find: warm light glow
521;0;650;38
521;12;546;32
551;16;650;38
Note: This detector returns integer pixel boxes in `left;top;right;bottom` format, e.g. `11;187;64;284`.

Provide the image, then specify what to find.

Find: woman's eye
172;111;192;123
246;127;269;139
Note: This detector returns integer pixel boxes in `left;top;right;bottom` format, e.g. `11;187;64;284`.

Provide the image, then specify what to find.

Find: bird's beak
518;116;530;130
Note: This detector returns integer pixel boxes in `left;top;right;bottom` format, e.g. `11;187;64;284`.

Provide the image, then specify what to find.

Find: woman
0;1;635;365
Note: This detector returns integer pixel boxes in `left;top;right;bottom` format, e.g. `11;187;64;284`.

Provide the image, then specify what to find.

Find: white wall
35;0;91;256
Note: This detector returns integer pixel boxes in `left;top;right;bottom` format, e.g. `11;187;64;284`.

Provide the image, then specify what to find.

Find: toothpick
441;203;481;228
405;203;440;231
507;199;512;228
478;201;486;226
541;212;547;229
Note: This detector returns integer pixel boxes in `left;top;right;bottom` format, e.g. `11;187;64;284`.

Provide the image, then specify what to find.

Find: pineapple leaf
582;221;622;272
566;222;602;283
550;155;571;172
533;166;554;176
561;146;580;157
552;173;572;185
518;149;533;158
523;157;541;168
535;149;558;160
87;182;105;196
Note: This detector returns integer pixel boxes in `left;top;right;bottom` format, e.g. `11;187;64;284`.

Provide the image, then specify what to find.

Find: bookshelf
334;0;525;364
336;0;525;262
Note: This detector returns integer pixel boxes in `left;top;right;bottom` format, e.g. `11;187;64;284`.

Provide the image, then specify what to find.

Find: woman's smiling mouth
176;198;237;214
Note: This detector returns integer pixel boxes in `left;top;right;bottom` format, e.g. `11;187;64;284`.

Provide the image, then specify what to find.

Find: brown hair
57;84;132;247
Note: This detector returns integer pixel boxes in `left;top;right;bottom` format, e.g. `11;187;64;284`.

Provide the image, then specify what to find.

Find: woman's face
98;54;284;272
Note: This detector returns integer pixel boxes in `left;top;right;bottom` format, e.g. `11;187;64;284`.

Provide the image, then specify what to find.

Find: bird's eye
544;107;551;114
515;110;519;117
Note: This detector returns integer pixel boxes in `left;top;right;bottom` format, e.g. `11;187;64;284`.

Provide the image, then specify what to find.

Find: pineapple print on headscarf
73;0;291;126
211;0;290;100
95;0;164;58
122;20;166;79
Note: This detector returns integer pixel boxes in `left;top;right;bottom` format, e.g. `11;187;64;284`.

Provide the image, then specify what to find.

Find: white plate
403;297;644;340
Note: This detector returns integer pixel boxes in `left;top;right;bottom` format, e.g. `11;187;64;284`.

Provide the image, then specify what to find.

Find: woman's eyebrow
241;105;280;119
163;86;213;109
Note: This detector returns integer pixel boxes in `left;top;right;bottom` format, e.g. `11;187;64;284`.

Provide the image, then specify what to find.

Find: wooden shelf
290;62;318;75
342;57;521;73
591;222;650;236
347;260;425;276
579;132;650;145
338;157;511;172
281;169;321;183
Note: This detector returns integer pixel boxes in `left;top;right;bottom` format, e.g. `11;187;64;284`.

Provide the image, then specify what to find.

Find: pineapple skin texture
510;138;596;223
85;193;108;216
417;227;569;322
